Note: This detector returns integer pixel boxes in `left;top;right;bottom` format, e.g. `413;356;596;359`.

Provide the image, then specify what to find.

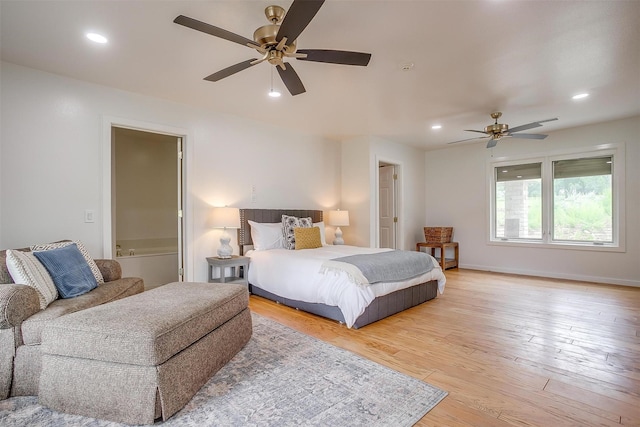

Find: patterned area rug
0;313;447;426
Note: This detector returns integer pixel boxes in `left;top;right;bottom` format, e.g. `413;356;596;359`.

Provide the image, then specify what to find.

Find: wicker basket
423;227;453;243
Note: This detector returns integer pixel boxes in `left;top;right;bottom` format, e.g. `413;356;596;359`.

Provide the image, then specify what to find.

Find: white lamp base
217;230;233;258
333;226;345;245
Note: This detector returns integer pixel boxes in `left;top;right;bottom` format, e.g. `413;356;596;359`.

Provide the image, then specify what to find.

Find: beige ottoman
38;282;252;424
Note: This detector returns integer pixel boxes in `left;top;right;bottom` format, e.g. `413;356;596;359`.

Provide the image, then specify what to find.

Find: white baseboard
459;263;640;288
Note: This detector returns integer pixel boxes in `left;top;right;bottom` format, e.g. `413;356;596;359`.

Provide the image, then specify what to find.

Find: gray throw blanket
320;250;435;286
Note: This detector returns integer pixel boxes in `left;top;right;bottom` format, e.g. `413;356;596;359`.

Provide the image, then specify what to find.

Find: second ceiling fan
174;0;372;96
449;112;558;148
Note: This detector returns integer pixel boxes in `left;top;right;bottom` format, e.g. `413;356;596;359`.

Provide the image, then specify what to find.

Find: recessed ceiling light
86;33;108;44
502;170;508;173
572;93;589;100
516;175;523;179
431;125;442;130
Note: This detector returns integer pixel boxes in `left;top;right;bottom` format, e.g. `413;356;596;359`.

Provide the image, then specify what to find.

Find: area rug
0;313;447;426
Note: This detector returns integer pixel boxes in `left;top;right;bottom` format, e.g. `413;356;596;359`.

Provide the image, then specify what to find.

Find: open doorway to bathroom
111;127;184;290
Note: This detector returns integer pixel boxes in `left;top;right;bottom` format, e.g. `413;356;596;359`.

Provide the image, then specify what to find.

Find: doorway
378;162;398;249
111;127;184;289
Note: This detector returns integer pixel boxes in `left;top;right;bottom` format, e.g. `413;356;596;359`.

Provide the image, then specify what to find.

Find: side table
416;242;459;270
206;255;249;286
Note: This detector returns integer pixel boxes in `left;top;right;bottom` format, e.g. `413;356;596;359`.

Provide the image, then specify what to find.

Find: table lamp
211;207;241;258
329;209;349;245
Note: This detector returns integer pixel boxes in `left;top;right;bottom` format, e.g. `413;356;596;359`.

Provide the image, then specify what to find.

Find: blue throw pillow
33;243;98;298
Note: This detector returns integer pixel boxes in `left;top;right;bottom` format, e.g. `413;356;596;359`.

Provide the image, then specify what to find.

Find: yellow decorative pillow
294;227;323;250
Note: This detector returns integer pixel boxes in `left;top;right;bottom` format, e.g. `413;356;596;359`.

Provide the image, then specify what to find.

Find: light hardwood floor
248;269;640;426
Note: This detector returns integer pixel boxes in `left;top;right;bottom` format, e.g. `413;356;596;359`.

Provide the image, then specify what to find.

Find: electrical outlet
251;184;257;203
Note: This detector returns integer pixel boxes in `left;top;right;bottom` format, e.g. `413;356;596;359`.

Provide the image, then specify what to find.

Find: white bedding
247;245;446;328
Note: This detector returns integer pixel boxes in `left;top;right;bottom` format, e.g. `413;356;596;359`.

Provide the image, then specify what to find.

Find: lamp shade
329;210;350;227
211;207;241;229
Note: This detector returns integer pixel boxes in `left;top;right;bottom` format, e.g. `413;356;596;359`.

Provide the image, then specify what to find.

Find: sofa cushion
5;250;58;308
33;244;97;299
42;282;249;366
20;277;143;345
31;241;104;284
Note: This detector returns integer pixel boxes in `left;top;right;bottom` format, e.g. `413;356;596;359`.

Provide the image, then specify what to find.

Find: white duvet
247;245;446;328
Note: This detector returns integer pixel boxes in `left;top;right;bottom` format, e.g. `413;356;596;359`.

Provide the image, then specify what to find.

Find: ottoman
38;282;252;424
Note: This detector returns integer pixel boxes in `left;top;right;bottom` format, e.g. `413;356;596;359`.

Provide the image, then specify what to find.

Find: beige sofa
0;246;144;399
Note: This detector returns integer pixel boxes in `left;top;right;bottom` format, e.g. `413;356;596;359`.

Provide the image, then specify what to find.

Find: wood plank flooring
248;269;640;426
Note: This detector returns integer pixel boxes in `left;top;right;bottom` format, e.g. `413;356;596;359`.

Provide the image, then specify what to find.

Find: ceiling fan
448;112;558;148
173;0;372;96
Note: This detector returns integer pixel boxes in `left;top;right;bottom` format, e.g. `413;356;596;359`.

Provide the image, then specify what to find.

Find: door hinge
178;209;183;218
393;174;397;180
178;151;183;160
393;217;398;223
178;267;184;276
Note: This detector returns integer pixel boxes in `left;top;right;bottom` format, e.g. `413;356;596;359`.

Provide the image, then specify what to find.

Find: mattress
247;245;446;328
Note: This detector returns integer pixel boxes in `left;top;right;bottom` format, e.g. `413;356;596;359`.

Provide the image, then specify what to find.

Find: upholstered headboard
238;209;323;255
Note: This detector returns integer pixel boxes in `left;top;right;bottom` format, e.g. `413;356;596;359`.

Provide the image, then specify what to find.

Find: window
552;156;612;243
489;145;624;250
495;163;542;240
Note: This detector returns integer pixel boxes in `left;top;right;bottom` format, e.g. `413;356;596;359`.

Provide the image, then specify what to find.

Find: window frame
487;143;625;252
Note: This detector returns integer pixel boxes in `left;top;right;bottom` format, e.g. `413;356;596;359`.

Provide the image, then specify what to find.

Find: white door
177;137;184;282
379;164;397;248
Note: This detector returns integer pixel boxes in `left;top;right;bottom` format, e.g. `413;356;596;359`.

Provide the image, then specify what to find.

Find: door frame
372;155;403;249
102;116;193;281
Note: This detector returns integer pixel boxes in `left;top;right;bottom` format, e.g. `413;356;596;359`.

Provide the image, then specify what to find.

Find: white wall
0;62;341;282
425;115;640;286
370;137;426;251
340;136;371;247
341;135;426;251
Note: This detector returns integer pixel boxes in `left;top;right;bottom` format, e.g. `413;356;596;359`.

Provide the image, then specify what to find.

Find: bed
238;209;446;328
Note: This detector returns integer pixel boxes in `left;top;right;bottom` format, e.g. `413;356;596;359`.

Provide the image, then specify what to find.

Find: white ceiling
2;0;639;150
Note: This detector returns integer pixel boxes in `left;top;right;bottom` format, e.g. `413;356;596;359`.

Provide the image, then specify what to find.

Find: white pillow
6;249;58;309
313;221;327;246
248;221;284;251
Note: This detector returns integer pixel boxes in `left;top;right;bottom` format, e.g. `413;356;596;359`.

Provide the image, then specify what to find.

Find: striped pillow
6;249;58;308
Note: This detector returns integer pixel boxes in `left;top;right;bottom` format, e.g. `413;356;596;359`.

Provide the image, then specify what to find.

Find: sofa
0;244;144;400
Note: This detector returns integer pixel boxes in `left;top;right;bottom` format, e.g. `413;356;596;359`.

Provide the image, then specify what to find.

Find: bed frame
238;208;439;329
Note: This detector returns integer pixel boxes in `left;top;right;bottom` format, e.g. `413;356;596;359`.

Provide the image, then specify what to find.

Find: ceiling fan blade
276;0;324;43
447;136;488;144
508;117;558;134
507;122;542;134
296;49;371;66
204;59;258;82
486;138;499;149
509;133;548;140
464;129;489;134
174;15;259;48
277;63;306;96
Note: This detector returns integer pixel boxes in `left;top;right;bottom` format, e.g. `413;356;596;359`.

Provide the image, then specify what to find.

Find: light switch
84;210;95;223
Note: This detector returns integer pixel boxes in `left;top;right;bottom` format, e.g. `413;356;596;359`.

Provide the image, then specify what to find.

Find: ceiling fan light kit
448;111;558;148
174;0;372;96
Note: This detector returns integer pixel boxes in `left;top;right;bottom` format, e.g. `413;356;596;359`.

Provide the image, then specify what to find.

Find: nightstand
206;255;249;286
416;242;459;270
